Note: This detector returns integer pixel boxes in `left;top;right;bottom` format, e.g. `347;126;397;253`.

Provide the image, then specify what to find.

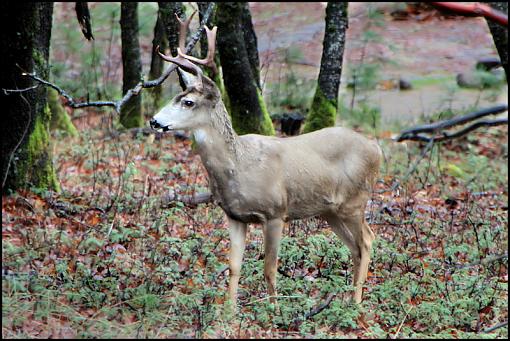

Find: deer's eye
182;99;194;108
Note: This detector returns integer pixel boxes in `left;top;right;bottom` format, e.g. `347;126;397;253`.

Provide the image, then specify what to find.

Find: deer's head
150;11;220;132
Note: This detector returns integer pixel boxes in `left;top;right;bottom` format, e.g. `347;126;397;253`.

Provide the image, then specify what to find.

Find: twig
388;139;434;192
303;292;337;319
2;84;39;95
244;295;302;307
8;3;217;114
392;305;414;339
483;320;508;333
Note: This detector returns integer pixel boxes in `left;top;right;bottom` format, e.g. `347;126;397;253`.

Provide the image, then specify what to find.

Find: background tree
1;2;59;192
148;8;168;110
303;2;348;133
158;2;186;90
241;2;261;90
485;2;508;81
216;2;274;135
120;2;143;128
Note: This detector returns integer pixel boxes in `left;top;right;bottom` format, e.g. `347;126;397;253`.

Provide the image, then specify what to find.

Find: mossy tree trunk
1;2;59;193
48;88;78;137
303;2;348;133
148;9;168;110
485;2;508;81
216;2;274;136
120;2;143;128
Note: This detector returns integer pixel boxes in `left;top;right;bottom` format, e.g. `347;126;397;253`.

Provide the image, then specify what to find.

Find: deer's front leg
227;217;247;308
263;218;284;305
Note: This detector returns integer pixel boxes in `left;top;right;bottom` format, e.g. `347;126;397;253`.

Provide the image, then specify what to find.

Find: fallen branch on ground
161;191;213;207
395;105;508;143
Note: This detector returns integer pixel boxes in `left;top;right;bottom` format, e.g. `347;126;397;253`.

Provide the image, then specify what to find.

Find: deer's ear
177;67;199;89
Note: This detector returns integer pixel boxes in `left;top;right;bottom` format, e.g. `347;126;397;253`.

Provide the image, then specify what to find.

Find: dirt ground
250;2;508;126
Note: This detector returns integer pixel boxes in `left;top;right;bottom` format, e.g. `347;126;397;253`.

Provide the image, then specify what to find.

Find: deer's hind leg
324;212;375;303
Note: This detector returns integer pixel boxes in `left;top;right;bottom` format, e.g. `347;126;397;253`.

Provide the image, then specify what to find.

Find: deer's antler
157;10;218;87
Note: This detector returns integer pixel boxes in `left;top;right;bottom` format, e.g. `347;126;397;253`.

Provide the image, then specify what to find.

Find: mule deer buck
150;12;382;307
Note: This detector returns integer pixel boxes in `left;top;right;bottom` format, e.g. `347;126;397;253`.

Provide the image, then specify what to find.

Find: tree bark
198;2;229;110
120;2;143;128
158;2;186;89
198;2;215;60
216;2;274;135
48;88;78;137
304;2;348;133
148;10;168;110
485;2;508;81
1;2;59;193
241;3;261;89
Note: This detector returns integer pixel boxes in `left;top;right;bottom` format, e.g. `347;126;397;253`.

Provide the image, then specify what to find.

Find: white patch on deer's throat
193;129;208;144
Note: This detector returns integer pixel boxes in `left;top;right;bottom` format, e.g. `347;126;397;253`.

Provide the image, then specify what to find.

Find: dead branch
483;320;508;333
395;105;508;143
75;2;94;40
285;292;337;329
10;3;216;114
161;191;213;207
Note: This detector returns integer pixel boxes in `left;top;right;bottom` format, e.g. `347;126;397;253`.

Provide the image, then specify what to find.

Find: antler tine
175;10;196;53
156;45;204;86
177;25;217;70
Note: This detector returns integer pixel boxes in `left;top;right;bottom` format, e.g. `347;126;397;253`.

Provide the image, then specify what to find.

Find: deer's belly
214;187;286;224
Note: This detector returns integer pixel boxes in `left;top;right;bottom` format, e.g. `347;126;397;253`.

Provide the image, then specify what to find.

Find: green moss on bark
303;87;337;133
230;87;275;136
257;89;276;136
17;105;60;191
48;89;78;137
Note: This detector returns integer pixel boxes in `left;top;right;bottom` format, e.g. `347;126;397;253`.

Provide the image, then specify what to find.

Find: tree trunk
198;2;229;110
485;2;508;81
120;2;143;128
158;2;186;89
241;3;261;89
198;2;214;60
148;10;168;110
216;2;274;136
303;2;348;133
1;2;59;193
48;88;78;137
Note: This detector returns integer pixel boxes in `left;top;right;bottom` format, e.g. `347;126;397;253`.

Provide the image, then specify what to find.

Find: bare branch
396;105;508;143
161;191;213;207
7;2;216;114
483;320;508;333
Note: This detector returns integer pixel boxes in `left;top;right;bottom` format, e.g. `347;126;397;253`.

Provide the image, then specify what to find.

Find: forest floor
2;111;508;338
2;2;509;339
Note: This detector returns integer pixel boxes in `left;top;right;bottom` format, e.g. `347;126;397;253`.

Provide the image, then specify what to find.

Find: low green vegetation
2;104;507;337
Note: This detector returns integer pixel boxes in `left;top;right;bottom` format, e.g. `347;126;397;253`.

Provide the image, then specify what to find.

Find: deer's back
238;127;381;220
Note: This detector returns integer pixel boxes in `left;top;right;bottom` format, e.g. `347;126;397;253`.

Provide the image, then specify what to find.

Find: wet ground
250;2;508;127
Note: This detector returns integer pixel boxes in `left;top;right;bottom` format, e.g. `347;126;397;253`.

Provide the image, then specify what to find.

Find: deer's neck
193;101;241;173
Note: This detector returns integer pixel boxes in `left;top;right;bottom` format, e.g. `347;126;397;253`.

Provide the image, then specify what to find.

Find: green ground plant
2;106;507;337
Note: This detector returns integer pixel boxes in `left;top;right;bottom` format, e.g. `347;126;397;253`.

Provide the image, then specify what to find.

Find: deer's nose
150;118;161;129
